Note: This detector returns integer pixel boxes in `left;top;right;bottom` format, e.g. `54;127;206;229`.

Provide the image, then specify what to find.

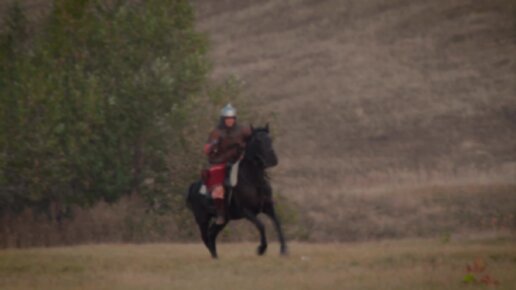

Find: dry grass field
1;237;515;290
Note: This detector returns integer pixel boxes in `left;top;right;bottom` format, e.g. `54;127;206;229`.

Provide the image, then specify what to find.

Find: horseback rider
203;103;252;225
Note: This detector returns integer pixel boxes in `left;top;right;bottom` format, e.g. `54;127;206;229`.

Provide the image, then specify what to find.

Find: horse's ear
265;123;269;132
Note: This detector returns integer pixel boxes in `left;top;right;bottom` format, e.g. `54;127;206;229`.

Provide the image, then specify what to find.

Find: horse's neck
239;158;266;185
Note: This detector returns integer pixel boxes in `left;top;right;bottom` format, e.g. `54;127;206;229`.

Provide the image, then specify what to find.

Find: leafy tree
0;0;209;214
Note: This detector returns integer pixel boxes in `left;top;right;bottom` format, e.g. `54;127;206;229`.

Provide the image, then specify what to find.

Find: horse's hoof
280;248;288;256
257;245;267;256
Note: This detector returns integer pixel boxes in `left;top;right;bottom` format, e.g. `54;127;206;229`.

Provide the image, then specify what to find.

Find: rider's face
224;117;236;128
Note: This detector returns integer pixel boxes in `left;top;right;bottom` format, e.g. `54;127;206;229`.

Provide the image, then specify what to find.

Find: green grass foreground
1;238;515;290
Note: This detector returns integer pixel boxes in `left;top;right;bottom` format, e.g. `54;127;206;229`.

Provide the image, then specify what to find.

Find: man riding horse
203;103;251;225
188;105;286;257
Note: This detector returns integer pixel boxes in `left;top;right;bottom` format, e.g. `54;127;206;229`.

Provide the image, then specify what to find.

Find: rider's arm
204;130;220;155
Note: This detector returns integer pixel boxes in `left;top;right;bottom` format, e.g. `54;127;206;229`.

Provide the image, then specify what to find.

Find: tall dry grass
0;195;197;248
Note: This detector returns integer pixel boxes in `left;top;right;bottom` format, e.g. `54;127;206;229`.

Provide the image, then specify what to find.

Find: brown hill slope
192;0;515;188
192;0;516;239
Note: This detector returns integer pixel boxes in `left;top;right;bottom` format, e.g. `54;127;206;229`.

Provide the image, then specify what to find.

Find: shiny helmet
220;103;237;118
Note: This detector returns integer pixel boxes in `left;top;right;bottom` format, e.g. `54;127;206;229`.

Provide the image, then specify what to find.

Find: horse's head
245;124;278;168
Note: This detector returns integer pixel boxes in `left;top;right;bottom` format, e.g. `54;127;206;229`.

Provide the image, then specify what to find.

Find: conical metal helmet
220;103;237;118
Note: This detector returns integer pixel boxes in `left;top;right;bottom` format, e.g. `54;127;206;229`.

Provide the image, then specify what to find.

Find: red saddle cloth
202;164;226;189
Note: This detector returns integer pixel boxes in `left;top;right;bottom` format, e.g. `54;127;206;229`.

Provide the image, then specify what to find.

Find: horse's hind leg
242;209;268;256
263;203;288;256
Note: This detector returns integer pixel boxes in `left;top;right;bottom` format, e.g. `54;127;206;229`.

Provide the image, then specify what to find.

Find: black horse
186;124;287;258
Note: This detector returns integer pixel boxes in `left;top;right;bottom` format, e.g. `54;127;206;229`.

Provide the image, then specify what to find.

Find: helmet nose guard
220;103;237;118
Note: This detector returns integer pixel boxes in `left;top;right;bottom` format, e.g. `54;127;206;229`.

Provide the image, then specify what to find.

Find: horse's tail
184;181;201;211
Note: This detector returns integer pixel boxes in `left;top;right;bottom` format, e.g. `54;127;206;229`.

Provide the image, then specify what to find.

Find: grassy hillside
191;0;516;240
1;238;516;290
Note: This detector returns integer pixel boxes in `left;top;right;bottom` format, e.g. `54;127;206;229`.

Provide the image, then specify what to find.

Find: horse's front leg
263;203;288;256
242;209;268;256
195;214;217;258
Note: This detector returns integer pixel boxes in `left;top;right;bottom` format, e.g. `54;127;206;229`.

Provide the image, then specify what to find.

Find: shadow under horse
186;125;287;258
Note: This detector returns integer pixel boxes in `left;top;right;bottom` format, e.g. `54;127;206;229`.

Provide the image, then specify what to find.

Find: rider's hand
204;140;219;155
203;144;212;155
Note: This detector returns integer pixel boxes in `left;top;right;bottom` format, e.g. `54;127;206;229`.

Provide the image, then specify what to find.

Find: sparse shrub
463;258;500;286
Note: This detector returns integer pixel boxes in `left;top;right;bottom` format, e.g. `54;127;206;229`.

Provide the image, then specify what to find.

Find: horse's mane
243;126;272;182
245;126;270;155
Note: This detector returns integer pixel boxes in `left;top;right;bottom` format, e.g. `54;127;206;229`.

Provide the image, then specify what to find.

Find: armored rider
203;103;252;225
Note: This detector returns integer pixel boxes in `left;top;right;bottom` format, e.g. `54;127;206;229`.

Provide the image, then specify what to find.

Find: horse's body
186;126;287;258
